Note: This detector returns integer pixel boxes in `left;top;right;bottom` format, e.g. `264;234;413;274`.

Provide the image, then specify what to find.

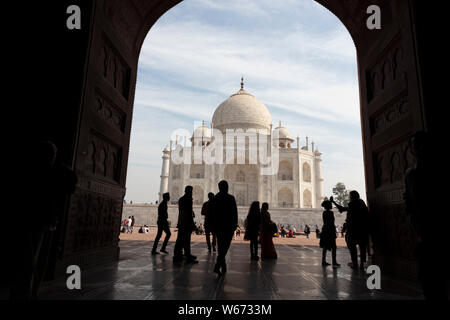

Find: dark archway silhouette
30;0;439;285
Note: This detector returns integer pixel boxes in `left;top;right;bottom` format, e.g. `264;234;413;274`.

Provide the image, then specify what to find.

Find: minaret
159;146;170;202
305;136;309;151
314;147;324;208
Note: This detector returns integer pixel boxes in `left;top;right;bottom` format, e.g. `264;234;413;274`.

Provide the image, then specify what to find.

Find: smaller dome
314;148;322;156
191;122;211;145
194;125;211;138
274;122;294;141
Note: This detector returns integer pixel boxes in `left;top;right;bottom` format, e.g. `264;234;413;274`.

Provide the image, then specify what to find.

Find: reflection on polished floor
38;240;423;300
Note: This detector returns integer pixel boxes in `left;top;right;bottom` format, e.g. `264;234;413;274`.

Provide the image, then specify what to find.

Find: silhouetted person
259;203;277;260
173;186;198;264
320;200;340;267
201;192;216;252
152;193;171;255
126;216;132;233
315;225;320;239
244;201;261;260
280;226;286;238
404;131;448;299
12;141;77;300
304;225;310;238
197;223;204;235
210;180;238;275
331;191;369;270
130;215;135;233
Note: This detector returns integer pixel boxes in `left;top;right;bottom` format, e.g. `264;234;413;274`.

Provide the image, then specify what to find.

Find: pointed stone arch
171;186;180;202
47;0;431;282
303;189;312;208
193;185;204;205
190;164;205;179
302;162;311;182
236;170;245;182
278;160;293;180
278;187;294;208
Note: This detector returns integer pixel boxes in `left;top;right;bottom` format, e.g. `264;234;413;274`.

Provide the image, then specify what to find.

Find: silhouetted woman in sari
244;201;261;260
259;202;277;260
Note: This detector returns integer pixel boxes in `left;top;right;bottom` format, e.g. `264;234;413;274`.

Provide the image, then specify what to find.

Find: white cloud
139;19;358;125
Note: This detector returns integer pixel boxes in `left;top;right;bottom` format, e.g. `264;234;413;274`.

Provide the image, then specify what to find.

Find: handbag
270;222;278;234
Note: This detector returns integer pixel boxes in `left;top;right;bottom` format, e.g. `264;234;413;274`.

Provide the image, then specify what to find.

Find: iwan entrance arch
45;0;431;283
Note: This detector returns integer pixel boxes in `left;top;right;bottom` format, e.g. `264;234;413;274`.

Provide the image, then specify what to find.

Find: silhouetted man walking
331;191;369;270
210;181;238;275
173;186;198;264
152;193;171;255
201;192;216;252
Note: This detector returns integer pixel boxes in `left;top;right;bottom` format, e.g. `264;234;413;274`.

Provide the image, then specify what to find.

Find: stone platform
122;204;347;230
36;240;423;300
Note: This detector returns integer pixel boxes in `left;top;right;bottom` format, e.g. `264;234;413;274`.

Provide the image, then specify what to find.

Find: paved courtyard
37;239;423;300
119;227;349;246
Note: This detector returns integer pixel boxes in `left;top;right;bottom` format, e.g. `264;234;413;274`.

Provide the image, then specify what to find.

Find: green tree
332;182;350;206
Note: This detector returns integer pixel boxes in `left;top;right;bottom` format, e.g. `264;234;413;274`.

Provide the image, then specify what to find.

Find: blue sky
125;0;366;203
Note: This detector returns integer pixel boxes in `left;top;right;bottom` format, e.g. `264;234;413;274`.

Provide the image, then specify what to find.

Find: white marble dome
274;123;294;141
192;124;211;139
190;123;211;145
212;81;272;132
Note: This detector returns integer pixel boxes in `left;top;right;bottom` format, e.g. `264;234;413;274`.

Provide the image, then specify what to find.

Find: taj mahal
158;78;325;210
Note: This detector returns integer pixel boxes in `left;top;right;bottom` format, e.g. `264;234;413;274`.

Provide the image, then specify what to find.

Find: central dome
212;79;272;132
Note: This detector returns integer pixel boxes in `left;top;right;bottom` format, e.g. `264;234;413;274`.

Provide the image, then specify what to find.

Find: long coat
209;192;238;234
201;200;212;229
157;201;169;226
177;194;195;230
336;199;369;244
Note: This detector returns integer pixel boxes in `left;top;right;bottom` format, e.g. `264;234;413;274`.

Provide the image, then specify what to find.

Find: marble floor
37;240;423;300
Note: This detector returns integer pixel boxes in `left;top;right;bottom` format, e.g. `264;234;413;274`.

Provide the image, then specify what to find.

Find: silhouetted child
320;200;340;267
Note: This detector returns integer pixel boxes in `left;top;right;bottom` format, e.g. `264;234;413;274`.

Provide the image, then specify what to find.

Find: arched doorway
192;185;204;205
303;189;312;208
278;160;293;181
171;186;179;203
190;164;205;179
278;187;294;208
302;162;312;182
48;0;430;283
